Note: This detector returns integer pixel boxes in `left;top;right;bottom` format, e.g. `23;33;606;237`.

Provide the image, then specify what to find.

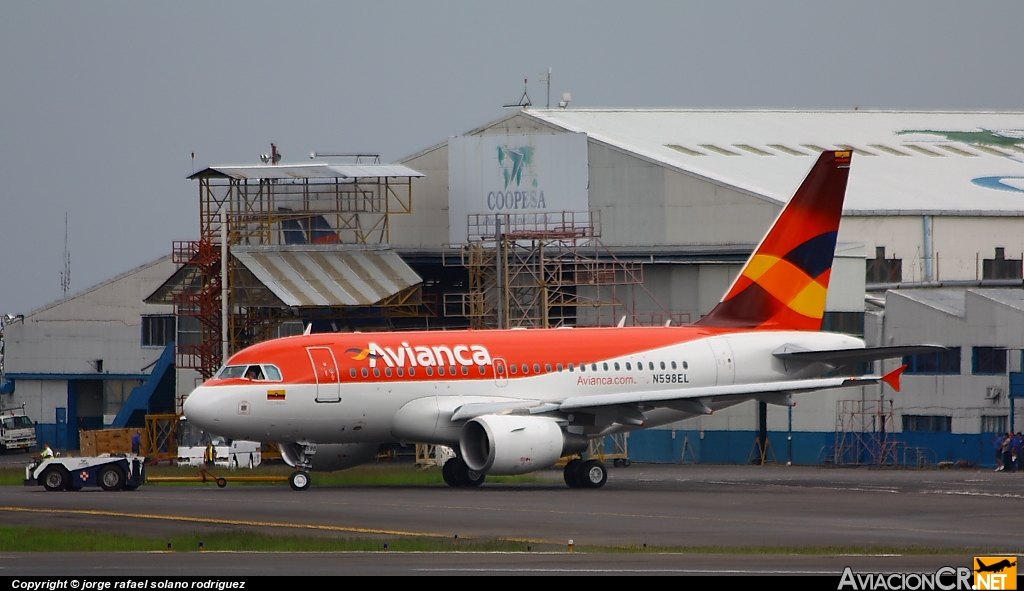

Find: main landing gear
442;457;486;487
289;470;311;491
563;459;608;489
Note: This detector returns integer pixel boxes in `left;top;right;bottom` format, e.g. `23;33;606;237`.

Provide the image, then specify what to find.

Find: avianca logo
349;343;493;368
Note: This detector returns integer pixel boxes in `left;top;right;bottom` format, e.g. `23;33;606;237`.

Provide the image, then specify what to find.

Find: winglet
881;364;908;392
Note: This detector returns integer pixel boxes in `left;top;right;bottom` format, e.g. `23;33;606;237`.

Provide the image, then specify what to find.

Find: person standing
1000;433;1014;473
131;431;141;456
204;441;216;467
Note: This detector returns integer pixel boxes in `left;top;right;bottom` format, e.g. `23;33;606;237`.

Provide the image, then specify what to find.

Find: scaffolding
830;399;900;466
445;211;687;329
161;159;428;379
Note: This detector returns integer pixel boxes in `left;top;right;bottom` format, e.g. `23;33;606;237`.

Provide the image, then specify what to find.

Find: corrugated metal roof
231;245;422;307
189;163;424;180
522;109;1024;215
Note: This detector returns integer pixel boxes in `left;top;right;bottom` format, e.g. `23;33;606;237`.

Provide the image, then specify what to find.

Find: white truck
25;455;145;491
176;439;262;469
1;405;37;452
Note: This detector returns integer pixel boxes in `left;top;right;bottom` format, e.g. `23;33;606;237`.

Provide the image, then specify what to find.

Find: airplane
976;558;1016;574
183;150;943;491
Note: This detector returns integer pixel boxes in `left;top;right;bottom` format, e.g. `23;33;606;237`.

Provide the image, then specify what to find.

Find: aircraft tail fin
696;150;852;330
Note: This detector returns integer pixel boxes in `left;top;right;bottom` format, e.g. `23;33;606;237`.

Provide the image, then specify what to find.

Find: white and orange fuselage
184;326;863;446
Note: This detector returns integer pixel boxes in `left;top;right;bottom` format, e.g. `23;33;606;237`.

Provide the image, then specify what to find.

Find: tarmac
2;458;1022;576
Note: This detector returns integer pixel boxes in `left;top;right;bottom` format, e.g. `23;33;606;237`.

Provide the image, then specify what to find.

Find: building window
903;347;960;374
902;415;952;433
141;315;175;347
866;246;902;284
981;416;1007;433
982;247;1022;280
972;347;1007;375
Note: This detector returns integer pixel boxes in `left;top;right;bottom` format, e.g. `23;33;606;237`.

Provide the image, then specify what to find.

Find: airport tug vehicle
26;455;145;492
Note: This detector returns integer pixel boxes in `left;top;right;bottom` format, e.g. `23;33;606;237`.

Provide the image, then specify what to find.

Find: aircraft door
707;338;735;386
307;347;342;403
493;358;509;388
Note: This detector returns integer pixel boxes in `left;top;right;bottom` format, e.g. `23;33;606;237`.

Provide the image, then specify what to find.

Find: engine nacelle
280;443;381;472
459;414;587;475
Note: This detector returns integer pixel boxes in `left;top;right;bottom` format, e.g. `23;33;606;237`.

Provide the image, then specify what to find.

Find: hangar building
5;109;1024;466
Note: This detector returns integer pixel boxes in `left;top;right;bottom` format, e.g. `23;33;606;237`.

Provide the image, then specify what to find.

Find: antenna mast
60;214;71;295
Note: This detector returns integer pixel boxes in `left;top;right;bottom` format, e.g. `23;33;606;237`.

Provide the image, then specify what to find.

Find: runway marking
0;505;560;546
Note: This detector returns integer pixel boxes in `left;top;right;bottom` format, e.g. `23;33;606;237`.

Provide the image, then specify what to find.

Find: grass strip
0;526;1017;555
5;464;554;487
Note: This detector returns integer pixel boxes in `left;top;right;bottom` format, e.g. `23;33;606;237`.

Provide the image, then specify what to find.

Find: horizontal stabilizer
773;344;947;365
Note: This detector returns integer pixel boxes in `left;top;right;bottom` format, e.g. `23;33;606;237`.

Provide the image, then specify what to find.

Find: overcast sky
1;1;1022;315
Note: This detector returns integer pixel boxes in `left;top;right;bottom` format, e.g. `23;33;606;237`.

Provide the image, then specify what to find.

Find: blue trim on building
5;373;150;380
624;430;1005;468
113;343;175;427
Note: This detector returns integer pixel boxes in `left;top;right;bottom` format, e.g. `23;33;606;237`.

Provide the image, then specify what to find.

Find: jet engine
280;442;381;472
459;414;588;475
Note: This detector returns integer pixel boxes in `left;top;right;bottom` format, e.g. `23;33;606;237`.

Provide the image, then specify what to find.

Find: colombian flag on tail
696;150;852;330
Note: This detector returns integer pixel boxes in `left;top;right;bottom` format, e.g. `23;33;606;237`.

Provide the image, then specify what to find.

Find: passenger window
535;364;542;373
479;365;486;375
426;367;434;376
614;362;620;371
649;362;654;370
545;364;551;372
264;365;283;381
361;368;368;378
462;366;469;375
385;368;393;377
591;364;598;372
603;363;609;371
497;365;505;375
660;361;666;370
437;366;445;376
450;366;457;376
522;364;528;374
398;368;405;377
350;368;357;378
683;361;688;370
566;364;572;372
510;365;518;375
373;368;380;377
409;368;416;376
671;361;677;370
579;364;585;372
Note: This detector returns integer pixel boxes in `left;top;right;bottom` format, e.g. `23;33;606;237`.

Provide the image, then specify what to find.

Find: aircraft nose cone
183;386;217;430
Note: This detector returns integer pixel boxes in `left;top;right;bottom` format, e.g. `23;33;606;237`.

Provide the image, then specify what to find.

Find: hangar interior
4;109;1024;467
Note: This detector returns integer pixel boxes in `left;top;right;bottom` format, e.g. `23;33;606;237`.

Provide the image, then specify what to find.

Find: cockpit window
216;365;247;379
216;364;281;381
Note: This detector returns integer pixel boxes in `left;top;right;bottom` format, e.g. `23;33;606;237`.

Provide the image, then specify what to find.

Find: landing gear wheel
442;457;485;488
563;459;584;488
216;478;228;488
98;465;125;491
289;470;311;491
442;458;461;486
41;466;68;492
580;460;607;489
464;467;486;487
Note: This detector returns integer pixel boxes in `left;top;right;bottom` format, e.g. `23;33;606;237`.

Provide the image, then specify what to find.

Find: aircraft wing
450;368;906;423
557;374;882;412
773;344;946;365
